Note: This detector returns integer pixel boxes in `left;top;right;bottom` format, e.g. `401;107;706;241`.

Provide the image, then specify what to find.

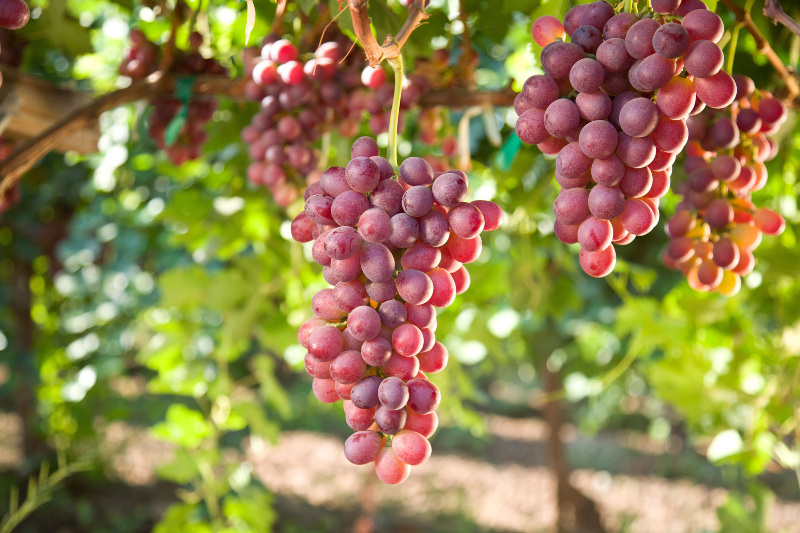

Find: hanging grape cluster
290;136;502;484
120;30;226;165
515;0;737;277
240;35;427;207
664;75;785;294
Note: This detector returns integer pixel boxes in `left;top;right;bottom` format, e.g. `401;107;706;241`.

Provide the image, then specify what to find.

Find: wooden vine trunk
0;70;100;154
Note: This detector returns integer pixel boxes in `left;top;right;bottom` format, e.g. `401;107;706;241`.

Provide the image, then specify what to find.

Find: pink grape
419;209;451;247
636;54;676;91
379;376;410;410
395;270;434;305
402;186;434;217
378;299;408;328
405;409;438;438
556;142;593;179
554;187;591;225
578;216;613;252
579;245;616;277
619;198;656;235
544;99;580;138
656;77;697;119
616;133;656;168
418;342;448;373
592;154;625;187
361;336;392;367
596;38;634;73
393;430;432;466
348;305;382;341
684;40;723;78
602;12;637;39
619;98;659;138
694;71;737;109
579;120;618;159
445;234;483;263
432;172;468;207
407;378;441;414
389;213;420;248
541;41;586;80
576;91;613;121
305;353;332;379
370;179;404;215
400;157;434;186
569;58;605;94
375;405;407;434
350;375;382;409
330;350;367;384
449;202;485;239
652;116;689;153
345;157;380;193
564;4;588;36
555;221;580;244
682;9;724;43
312;378;339;403
588;185;626;220
360;243;395;283
374;447;410;485
580;1;615;31
572;25;604;54
619;166;653;198
625;18;660;59
522;75;560;110
531;15;566;46
381;352;420;381
351;136;380;158
653;23;690;59
428;268;457;308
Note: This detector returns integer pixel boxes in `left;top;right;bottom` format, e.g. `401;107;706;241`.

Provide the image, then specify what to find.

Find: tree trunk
542;366;606;533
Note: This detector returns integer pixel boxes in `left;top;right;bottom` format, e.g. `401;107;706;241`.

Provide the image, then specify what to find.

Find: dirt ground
2;412;800;533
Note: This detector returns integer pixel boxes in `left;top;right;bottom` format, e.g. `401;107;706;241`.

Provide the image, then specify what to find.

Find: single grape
578;216;613;252
374;447;410;485
400;157;434;186
653;23;690;59
419;209;451;247
616;133;656;168
544;99;580;138
554;187;591;225
360;242;395;283
579;120;618;159
625;18;660;59
521;75;560;111
576;91;613;121
596;38;634;73
588;185;626;220
591;154;625;187
694;70;737;109
603;12;638;39
444;233;483;263
683;40;723;78
344;431;383;465
312;378;340;403
579;244;616;277
570;58;605;94
572;25;603;54
682;9;724;43
564;4;588;36
448;202;485;239
381;351;420;381
541;41;586;80
619;198;656;235
620;98;659;138
556;142;593;179
531;15;567;46
636;54;677;91
580;1;615;31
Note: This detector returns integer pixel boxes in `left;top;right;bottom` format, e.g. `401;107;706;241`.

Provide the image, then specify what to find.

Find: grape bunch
290;136;503;484
516;0;736;277
0;0;30;87
663;75;785;294
120;30;226;165
241;35;427;207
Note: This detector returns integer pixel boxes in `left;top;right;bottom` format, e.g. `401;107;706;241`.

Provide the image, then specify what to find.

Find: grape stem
726;23;742;74
387;54;404;169
719;0;799;101
347;0;428;68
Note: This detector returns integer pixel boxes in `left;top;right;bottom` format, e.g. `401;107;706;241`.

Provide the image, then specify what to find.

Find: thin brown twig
719;0;800;101
764;0;800;38
347;0;429;67
271;0;289;36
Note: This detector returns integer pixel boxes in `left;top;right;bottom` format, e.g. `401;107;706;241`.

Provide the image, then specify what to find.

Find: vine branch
764;0;800;38
719;0;800;101
347;0;429;68
0;73;246;201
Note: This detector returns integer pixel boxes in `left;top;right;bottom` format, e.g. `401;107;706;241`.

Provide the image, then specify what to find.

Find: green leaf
151;404;212;449
153;503;213;533
156;449;199;484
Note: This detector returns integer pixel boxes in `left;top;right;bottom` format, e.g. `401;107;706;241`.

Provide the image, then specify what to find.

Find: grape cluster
290;136;503;484
241;35;427;207
516;0;736;277
120;30;226;165
663;75;785;294
0;0;30;88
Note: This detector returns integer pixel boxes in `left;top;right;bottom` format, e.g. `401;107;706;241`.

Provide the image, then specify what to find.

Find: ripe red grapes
242;34;426;207
516;0;732;277
120;30;225;165
664;75;785;295
294;136;503;484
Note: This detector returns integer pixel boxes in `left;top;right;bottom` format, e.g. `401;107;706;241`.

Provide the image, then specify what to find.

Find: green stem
387;54;405;168
727;23;741;74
